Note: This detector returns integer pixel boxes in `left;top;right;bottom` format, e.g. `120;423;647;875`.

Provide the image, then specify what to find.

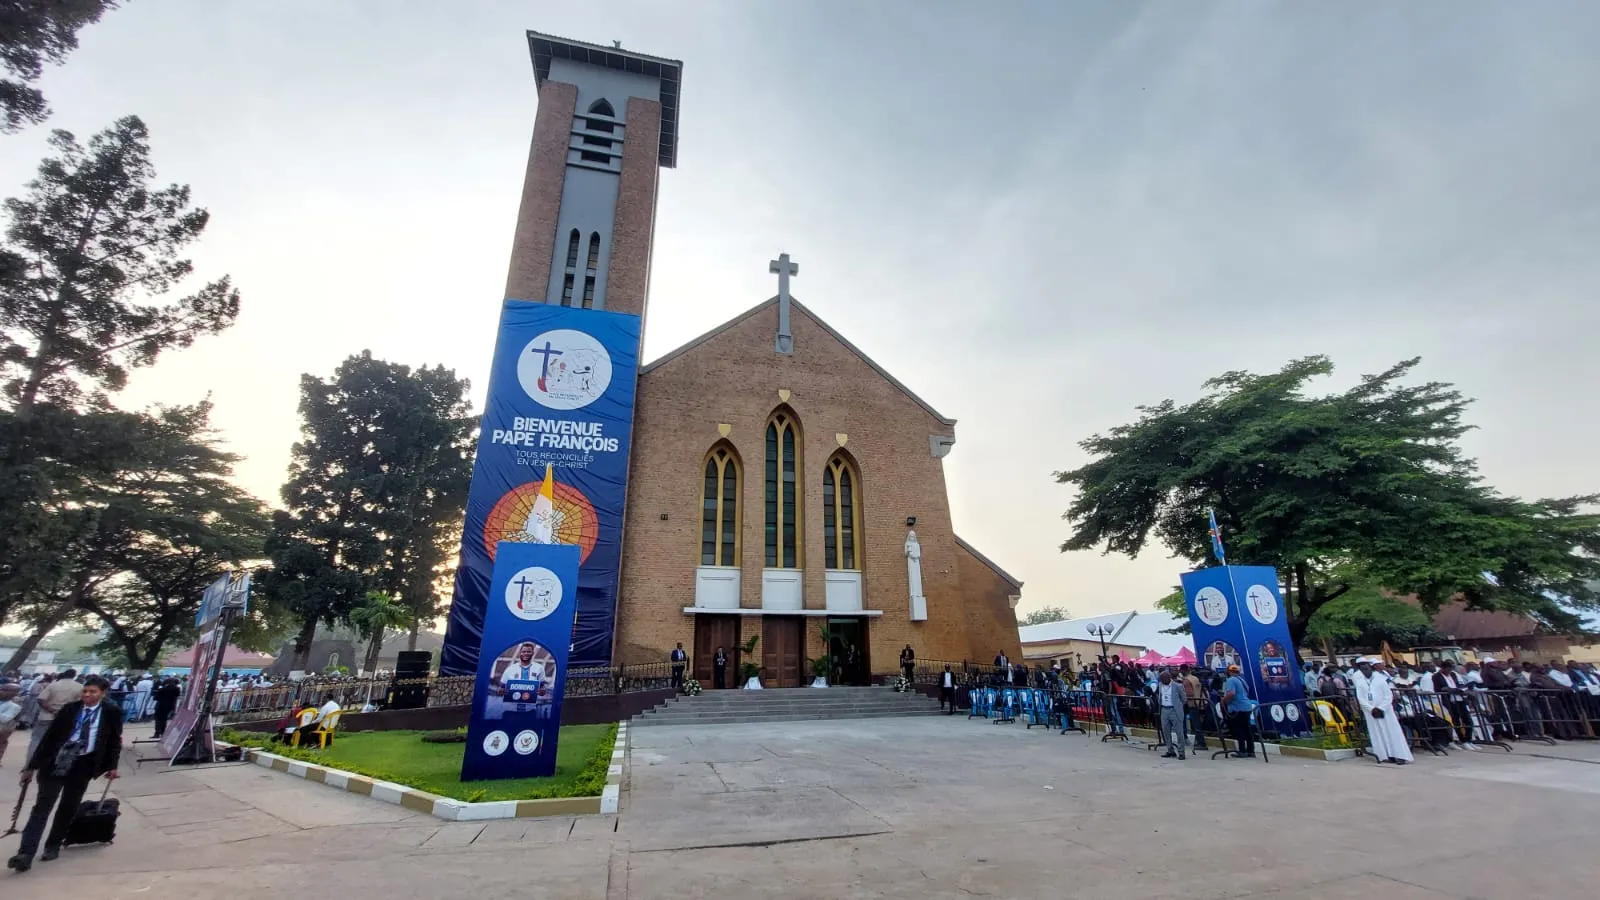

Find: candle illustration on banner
524;464;557;543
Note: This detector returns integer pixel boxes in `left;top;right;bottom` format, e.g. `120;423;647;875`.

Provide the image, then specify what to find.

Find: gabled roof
955;535;1023;591
640;296;956;425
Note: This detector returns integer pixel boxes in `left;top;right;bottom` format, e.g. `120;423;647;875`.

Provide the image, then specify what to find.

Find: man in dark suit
8;674;122;873
712;647;728;690
669;643;687;689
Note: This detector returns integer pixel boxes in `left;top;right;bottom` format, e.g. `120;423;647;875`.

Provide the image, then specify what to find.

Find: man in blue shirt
1220;664;1258;758
1301;663;1320;697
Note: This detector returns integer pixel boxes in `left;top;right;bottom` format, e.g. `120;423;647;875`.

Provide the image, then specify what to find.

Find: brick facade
613;298;1021;675
503;80;577;302
499;39;1019;680
954;539;1026;662
604;96;662;323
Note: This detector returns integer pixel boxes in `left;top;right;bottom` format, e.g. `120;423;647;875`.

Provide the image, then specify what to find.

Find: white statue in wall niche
906;530;928;621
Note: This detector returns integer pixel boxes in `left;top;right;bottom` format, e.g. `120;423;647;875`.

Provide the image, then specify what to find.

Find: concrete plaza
2;717;1597;898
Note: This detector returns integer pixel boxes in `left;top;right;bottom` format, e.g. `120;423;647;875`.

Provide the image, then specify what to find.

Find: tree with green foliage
1019;604;1072;627
1157;582;1446;653
0;0;118;132
1059;356;1600;650
0;115;240;637
1153;588;1189;635
348;591;414;676
80;406;269;668
259;352;473;670
0;115;239;418
1;401;268;671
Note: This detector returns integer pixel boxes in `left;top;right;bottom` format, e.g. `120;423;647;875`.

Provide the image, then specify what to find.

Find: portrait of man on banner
485;640;557;720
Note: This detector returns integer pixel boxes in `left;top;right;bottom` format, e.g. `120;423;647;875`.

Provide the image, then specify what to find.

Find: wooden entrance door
692;615;740;689
762;616;804;687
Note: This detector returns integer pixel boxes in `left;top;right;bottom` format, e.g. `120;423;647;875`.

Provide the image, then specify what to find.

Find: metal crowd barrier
212;661;684;723
947;675;1600;765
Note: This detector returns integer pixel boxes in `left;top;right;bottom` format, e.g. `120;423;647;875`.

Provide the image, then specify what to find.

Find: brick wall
954;541;1024;663
605;96;662;325
503;80;577;302
615;300;992;674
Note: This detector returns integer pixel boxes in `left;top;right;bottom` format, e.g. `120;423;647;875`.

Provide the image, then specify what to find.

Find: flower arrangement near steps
681;678;702;696
892;675;912;693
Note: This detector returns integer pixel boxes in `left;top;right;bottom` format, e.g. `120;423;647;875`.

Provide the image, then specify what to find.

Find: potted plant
809;656;830;688
809;623;832;688
738;635;762;689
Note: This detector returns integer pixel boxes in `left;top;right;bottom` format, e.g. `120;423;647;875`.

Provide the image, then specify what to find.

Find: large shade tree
0;115;240;636
0;115;239;418
259;353;473;670
1;401;268;671
1059;356;1600;650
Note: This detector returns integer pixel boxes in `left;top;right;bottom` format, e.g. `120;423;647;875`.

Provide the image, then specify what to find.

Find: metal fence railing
210;661;682;722
936;677;1600;762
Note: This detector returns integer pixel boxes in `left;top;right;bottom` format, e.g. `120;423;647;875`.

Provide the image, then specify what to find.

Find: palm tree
348;592;414;675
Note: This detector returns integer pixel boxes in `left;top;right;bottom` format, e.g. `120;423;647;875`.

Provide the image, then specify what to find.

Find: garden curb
231;721;628;821
1109;723;1359;761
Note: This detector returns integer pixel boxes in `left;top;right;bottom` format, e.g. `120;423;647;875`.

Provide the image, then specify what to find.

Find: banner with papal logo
461;542;580;781
1181;564;1310;737
441;301;642;676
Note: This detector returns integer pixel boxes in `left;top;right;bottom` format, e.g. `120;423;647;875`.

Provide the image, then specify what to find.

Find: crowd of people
1308;655;1600;759
0;669;186;767
953;650;1600;764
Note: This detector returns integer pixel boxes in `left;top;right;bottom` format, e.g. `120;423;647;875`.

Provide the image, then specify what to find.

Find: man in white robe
1353;660;1412;764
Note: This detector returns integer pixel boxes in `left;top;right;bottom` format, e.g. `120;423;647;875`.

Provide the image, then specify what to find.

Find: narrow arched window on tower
586;232;600;271
565;229;580;269
580;98;617;164
561;274;574;306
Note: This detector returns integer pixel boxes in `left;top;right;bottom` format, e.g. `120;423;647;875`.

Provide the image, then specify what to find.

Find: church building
499;32;1022;685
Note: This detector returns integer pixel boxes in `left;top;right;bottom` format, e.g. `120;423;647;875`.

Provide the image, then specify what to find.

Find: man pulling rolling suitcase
7;674;122;874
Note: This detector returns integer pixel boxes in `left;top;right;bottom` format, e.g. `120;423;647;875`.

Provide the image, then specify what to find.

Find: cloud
0;1;1593;617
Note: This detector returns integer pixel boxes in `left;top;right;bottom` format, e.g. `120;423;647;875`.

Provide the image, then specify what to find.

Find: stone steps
632;686;945;727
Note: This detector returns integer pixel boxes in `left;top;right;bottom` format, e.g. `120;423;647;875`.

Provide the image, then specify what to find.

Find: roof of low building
1019;609;1192;657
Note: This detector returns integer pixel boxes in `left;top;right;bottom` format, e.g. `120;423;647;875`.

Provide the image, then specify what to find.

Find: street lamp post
1088;622;1116;663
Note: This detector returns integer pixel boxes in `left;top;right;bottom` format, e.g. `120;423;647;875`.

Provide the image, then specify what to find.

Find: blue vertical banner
461;541;580;781
1180;565;1310;737
441;301;641;676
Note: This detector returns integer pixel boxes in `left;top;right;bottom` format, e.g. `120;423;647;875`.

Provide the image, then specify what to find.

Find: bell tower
504;32;682;327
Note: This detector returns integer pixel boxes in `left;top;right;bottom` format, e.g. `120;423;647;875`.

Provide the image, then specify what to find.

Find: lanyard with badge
52;705;98;776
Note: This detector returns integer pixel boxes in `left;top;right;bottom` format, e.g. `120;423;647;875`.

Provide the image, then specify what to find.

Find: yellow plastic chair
1313;700;1354;742
286;707;319;747
306;709;343;749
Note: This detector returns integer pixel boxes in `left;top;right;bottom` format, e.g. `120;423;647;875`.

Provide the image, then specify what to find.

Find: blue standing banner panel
441;301;642;676
1181;565;1310;737
462;541;581;782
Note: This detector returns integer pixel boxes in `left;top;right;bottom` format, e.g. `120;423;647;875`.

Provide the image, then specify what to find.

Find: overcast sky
3;1;1596;622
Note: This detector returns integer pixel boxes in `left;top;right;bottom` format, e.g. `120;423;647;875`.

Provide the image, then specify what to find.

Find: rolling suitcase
62;780;118;846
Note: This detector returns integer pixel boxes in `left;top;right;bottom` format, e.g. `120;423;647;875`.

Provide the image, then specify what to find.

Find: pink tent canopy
1158;647;1197;667
1135;649;1166;666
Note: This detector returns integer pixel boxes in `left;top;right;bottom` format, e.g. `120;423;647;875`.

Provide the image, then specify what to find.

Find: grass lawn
1277;732;1356;751
225;723;617;803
